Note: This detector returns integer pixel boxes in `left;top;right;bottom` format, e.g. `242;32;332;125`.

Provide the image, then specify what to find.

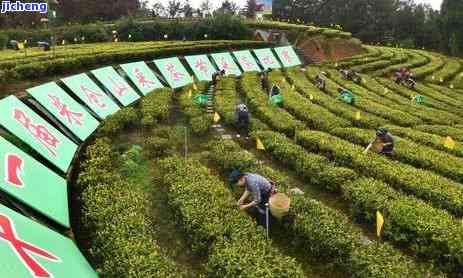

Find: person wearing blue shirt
230;170;274;225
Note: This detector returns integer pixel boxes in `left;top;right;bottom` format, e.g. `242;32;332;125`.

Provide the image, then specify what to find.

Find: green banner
185;55;217;81
0;204;97;278
91;66;140;106
274;46;301;67
0;96;78;173
253;48;282;69
120;62;163;96
0;137;69;228
154;57;193;88
61;73;120;120
27;82;100;142
233;50;261;72
211;52;242;76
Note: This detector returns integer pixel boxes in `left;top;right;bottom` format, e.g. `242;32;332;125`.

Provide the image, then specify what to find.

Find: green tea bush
178;82;212;135
141;88;171;128
97;106;140;136
78;138;184;277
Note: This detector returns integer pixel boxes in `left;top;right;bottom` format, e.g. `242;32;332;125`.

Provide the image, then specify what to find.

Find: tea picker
363;127;395;157
337;87;356;105
235;104;250;139
230;170;290;237
315;71;327;90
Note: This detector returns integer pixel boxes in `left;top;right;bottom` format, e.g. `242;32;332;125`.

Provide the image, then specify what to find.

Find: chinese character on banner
240;57;253;70
108;77;128;97
220;58;234;72
263;56;274;65
5;154;24;188
194;59;209;74
13;109;60;157
166;63;185;81
48;95;83;126
282;50;292;63
0;214;60;278
134;68;156;88
80;85;107;109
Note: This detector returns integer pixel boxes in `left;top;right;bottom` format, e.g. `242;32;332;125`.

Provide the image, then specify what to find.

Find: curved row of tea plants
206;138;431;277
157;156;307;277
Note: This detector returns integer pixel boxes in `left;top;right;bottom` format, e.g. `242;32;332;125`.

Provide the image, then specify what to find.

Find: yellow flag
334;62;338;68
17;43;24;50
376;211;384;237
450;84;454;89
431;75;435;80
256;138;265;151
213;112;221;123
355;111;361;120
61;40;66;45
309;94;314;100
440;78;444;83
193;83;198;91
444;136;456;149
291;84;295;91
187;90;192;98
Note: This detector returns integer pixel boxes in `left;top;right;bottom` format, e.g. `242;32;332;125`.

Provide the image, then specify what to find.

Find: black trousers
237;120;249;137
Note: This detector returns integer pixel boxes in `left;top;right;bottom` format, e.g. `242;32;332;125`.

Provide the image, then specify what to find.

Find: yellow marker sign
193;83;198;91
355;111;361;120
256;138;265;151
291;84;295;91
334;62;339;68
431;75;435;80
187;90;192;98
213;112;221;123
17;43;24;50
309;94;314;100
450;84;454;89
61;40;65;45
444;136;456;149
376;211;384;237
440;78;444;83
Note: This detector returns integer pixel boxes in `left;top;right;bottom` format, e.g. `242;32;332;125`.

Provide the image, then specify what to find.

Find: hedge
415;125;463;142
359;75;461;125
330;127;463;183
294;129;463;217
425;58;462;83
207;138;428;277
97;106;140;136
0;40;270;83
370;50;428;77
140;88;172;128
351;49;407;73
249;130;451;275
301;67;387;128
375;78;463;120
240;72;304;137
385;125;463;158
77;138;184;277
267;69;351;131
157;156;306;277
306;67;394;127
178;81;212;135
410;50;445;79
426;83;463;104
413;83;463;117
325;68;422;127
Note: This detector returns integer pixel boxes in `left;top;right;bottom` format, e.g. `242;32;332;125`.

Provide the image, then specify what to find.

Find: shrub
78;138;184;277
144;136;172;159
141;88;171;128
97;107;140;136
178;82;212;135
158;156;306;277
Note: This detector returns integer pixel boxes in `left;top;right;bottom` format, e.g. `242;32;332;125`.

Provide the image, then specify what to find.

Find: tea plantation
0;21;463;278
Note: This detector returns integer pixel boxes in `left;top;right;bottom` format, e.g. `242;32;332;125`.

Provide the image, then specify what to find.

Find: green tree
245;0;258;18
441;0;463;56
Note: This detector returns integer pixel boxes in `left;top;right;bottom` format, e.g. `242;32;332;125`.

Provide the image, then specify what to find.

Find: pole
265;203;270;240
184;126;188;159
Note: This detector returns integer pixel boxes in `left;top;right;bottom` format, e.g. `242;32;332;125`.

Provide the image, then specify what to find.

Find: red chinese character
282;50;292;63
263;55;274;65
220;58;231;71
5;154;24;188
166;63;185;81
80;85;107;109
134;68;156;88
240;57;254;70
49;95;83;126
0;214;60;278
194;59;209;74
108;77;129;97
13;109;60;157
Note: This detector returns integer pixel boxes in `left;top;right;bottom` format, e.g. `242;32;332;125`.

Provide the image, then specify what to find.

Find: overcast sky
147;0;443;10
